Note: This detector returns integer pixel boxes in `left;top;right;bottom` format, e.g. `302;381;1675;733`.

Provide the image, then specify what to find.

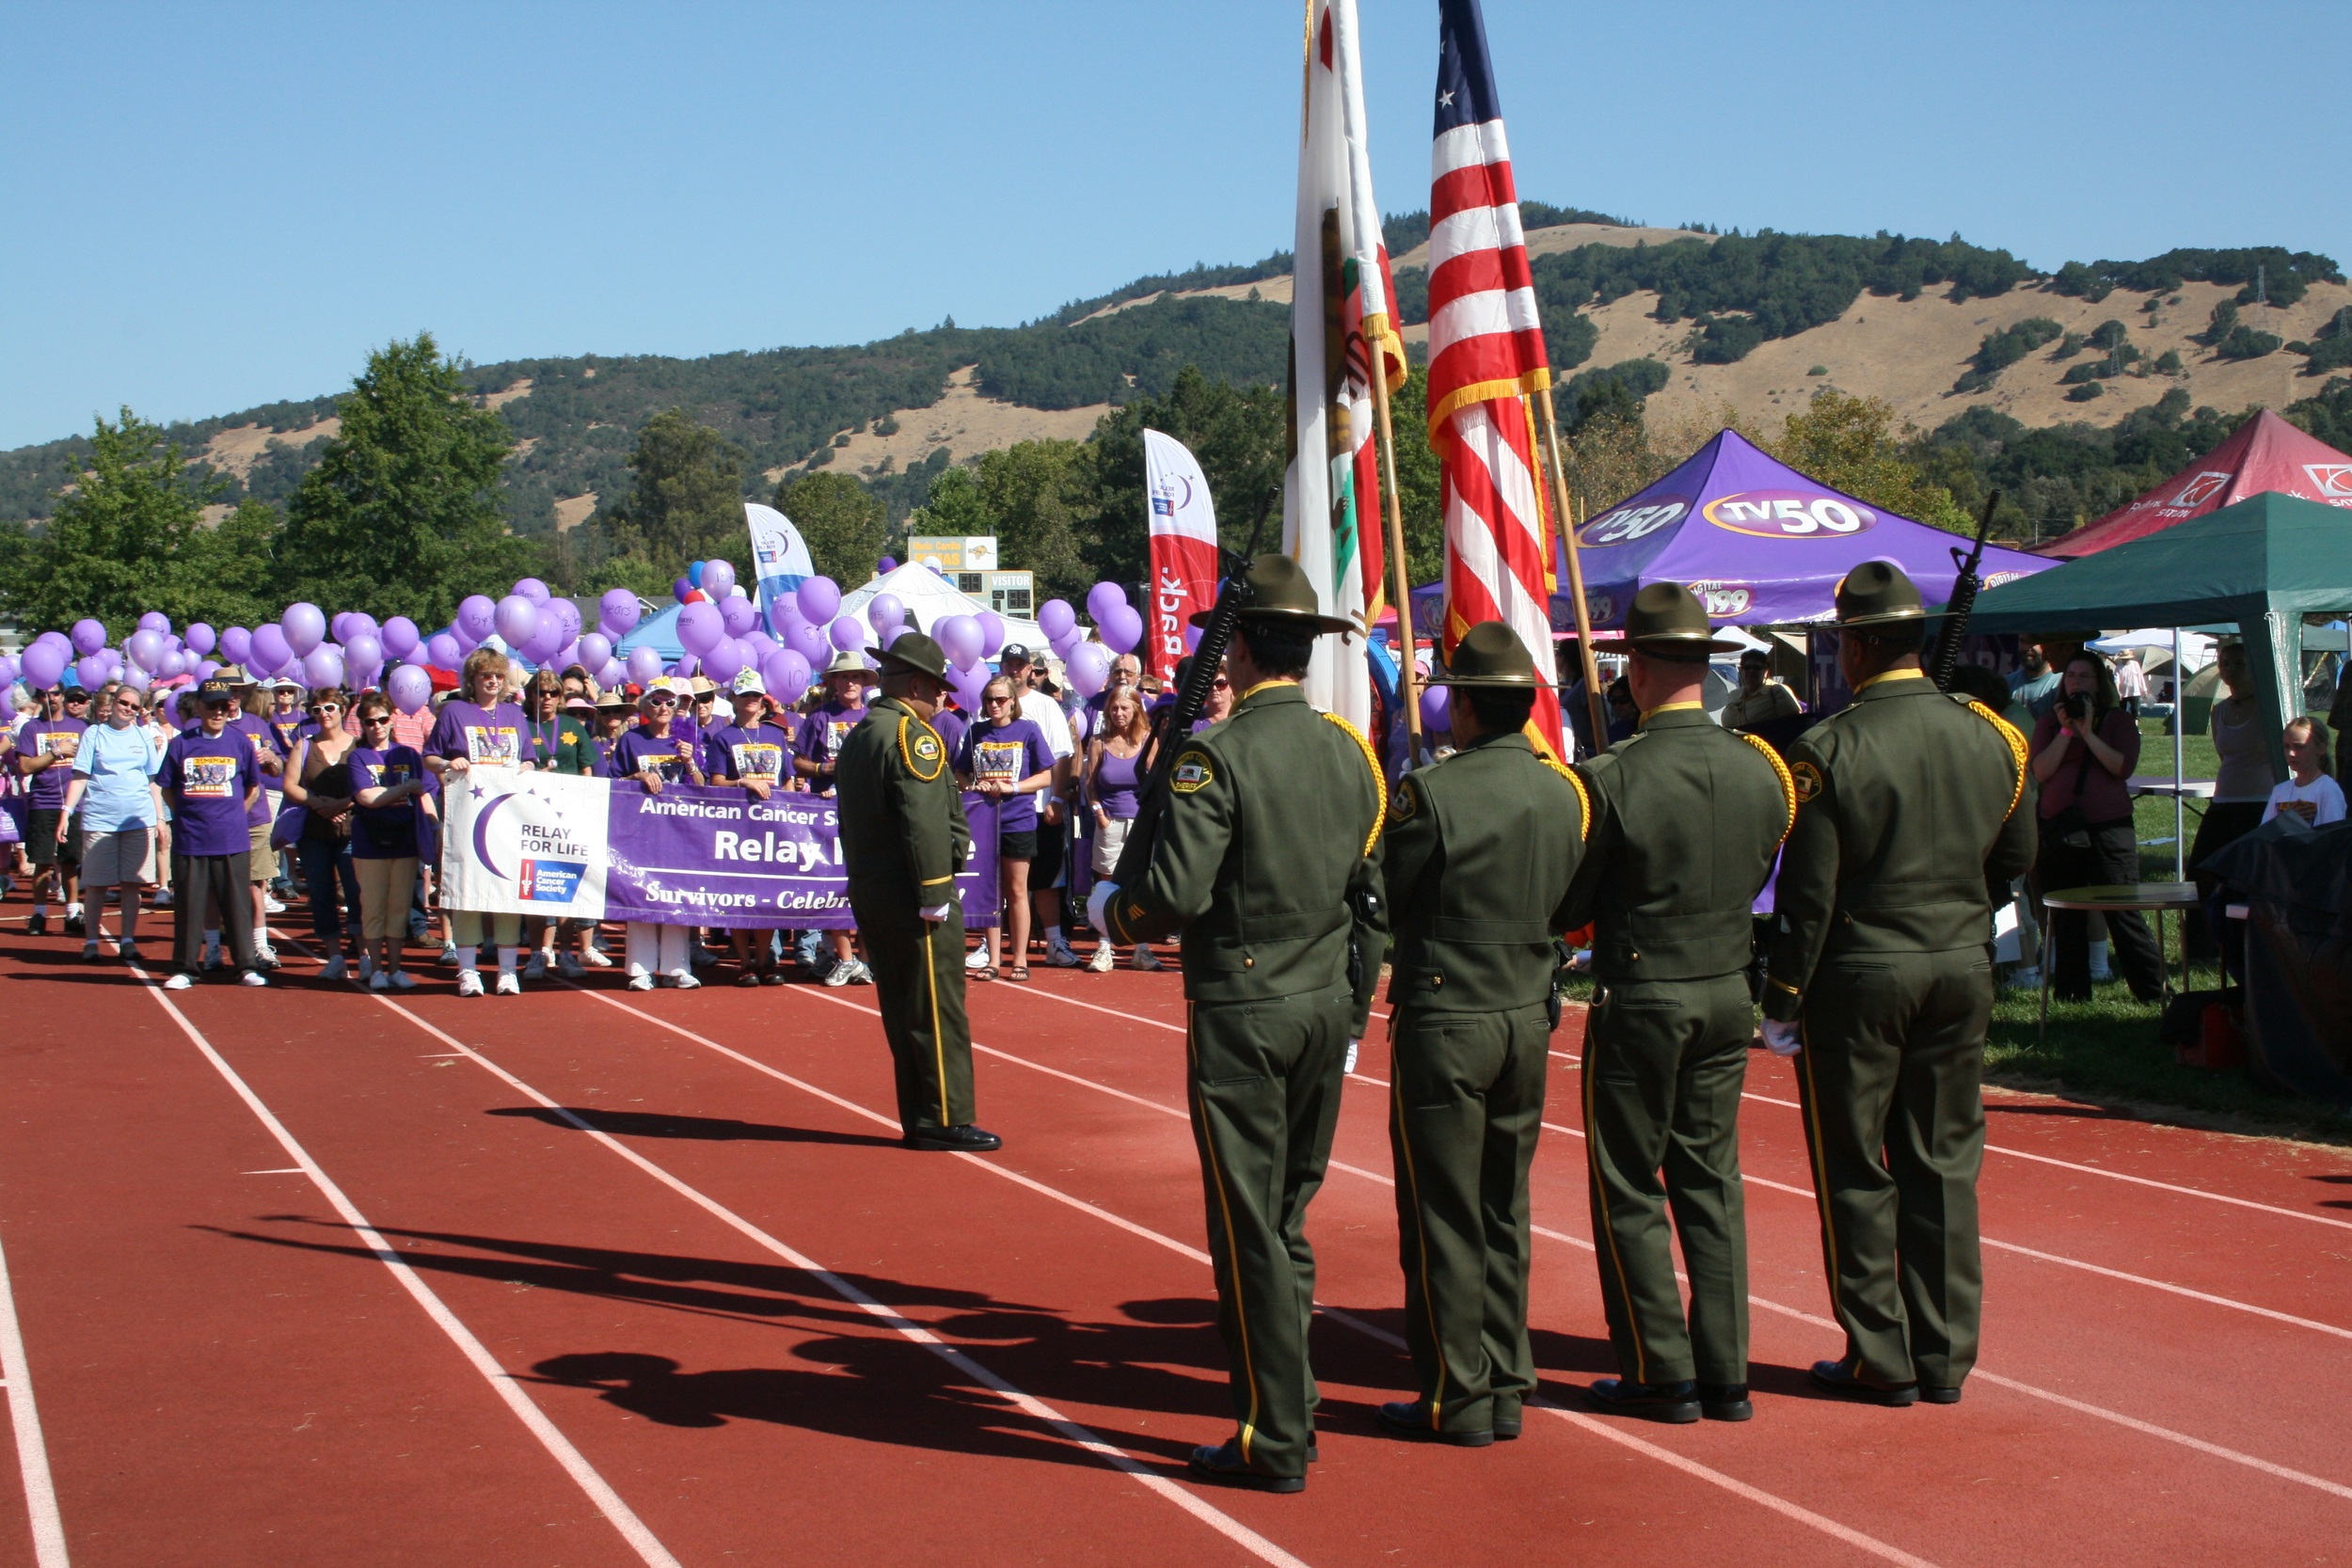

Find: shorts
1027;815;1066;891
999;830;1039;862
81;827;157;887
27;810;78;868
247;821;274;869
1090;816;1133;878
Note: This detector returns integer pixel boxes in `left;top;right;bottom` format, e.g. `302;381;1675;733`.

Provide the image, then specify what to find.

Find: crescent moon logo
471;791;518;880
1178;475;1194;511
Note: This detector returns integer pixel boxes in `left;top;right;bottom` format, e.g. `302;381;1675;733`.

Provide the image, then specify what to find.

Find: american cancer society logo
518;859;586;903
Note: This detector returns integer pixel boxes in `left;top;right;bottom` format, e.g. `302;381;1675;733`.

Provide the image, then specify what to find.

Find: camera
2061;693;2091;721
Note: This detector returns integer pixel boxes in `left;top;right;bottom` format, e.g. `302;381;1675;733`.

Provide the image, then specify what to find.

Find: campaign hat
874;632;949;682
1835;561;1928;629
1626;582;1743;657
822;649;877;680
1426;621;1554;688
1188;554;1356;634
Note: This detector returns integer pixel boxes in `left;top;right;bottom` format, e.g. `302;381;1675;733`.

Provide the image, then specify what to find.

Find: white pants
625;922;690;980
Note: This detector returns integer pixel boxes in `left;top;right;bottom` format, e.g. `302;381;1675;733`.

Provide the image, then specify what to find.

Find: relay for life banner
441;768;997;930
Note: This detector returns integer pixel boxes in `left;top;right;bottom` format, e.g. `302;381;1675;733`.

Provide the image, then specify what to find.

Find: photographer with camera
2029;652;2162;1003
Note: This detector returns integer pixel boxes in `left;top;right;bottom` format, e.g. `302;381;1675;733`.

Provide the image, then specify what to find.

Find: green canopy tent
1963;491;2352;782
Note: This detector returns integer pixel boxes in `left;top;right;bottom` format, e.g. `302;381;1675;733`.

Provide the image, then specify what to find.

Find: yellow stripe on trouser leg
924;922;946;1126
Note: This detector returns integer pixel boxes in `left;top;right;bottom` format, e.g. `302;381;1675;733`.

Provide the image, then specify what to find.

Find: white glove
1761;1019;1803;1057
1343;1038;1360;1074
919;900;955;923
1086;879;1121;938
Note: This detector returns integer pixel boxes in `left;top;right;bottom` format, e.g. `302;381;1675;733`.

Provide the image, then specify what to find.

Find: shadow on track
485;1104;902;1148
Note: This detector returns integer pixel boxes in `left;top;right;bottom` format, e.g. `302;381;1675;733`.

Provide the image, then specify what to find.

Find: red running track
0;917;2347;1568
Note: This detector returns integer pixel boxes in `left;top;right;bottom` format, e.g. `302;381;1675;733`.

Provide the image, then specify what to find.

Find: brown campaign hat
688;674;719;697
212;663;250;685
1835;561;1928;628
1427;621;1554;688
821;649;877;680
874;631;949;682
1188;554;1357;634
1626;582;1743;656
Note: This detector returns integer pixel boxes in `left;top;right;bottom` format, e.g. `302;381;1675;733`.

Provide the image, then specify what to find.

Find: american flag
1425;0;1563;754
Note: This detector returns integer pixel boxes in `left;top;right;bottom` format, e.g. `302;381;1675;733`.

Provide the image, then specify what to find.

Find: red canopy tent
2038;408;2352;557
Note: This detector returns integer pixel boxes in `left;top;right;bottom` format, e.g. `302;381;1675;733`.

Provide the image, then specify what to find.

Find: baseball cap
998;642;1032;665
731;668;768;697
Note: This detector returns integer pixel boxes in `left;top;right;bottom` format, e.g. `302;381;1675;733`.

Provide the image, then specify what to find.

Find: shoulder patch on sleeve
1736;731;1799;844
1963;699;2028;817
897;715;945;782
1390;775;1419;820
1170;751;1215;794
1320;710;1389;855
1790;758;1824;804
1539;755;1593;841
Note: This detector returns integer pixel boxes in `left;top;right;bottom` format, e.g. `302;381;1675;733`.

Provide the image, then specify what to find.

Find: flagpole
1534;385;1609;753
1367;328;1423;767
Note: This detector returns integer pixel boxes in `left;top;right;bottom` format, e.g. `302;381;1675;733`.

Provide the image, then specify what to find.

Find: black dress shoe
902;1124;1003;1152
1920;1385;1963;1405
1808;1359;1919;1406
1587;1378;1699;1423
1187;1439;1304;1493
1698;1383;1754;1421
1492;1406;1522;1441
1375;1401;1494;1446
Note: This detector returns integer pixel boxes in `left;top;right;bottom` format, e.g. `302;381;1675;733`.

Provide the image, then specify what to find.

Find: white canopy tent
838;562;1047;660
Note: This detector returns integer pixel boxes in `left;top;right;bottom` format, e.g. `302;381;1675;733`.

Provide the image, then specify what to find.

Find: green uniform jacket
1762;673;2035;1022
1381;731;1590;1012
1108;683;1386;1019
1563;705;1797;983
834;696;971;903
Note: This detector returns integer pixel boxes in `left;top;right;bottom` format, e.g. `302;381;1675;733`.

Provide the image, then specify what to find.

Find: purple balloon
388;664;433;716
304;646;344;688
596;658;625;689
550;598;580;641
425;632;463;671
195;659;220;681
877;556;899;574
330;612;354;644
457;595;497;642
935;614;983;672
1037;599;1075;641
866;593;906;638
720;595;759;639
380;616;420;658
513;577;550;606
281;602;326;656
702;638;747;682
627;645;664;687
786;618;829;665
521;623;564;667
828;616;865;652
599;589;642;636
75;653;111;689
1086;582;1127;626
764;648;811;699
345;612;379;642
218;626;251;664
1066;642;1112;698
20;643;65;689
184;623;216;656
1100;603;1144;655
700;560;738;600
344;632;383;672
126;629;166;672
1420;685;1452;732
676;601;724;657
577;632;612;671
137;611;170;633
974;610;1007;657
948;660;992;712
71;619;107;656
797;577;842;625
1184;623;1203;653
249;623;292;671
491;594;537;649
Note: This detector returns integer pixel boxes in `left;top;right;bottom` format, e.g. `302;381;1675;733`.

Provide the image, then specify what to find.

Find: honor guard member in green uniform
834;633;1001;1154
1762;562;2033;1406
1095;556;1387;1494
1375;621;1590;1448
1564;583;1796;1424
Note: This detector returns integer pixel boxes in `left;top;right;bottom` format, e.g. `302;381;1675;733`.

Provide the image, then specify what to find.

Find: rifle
1107;485;1277;891
1928;489;2001;692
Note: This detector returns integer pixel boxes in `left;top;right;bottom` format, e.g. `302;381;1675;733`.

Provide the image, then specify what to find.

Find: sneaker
455;970;485;997
523;951;548;981
822;958;856;988
163;972;193;990
580;944;613;968
82;939;103;961
358;952;375;981
117;938;140;962
239;970;267;987
322;955;347;981
254;942;281;971
262;895;288;915
558;952;587;980
846;958;873;985
389;971;417;990
1045;939;1082;969
1087;942;1117;973
152;890;174;910
668;969;701;990
966;945;993;972
2001;966;2043;992
27;910;46;936
628;974;656;991
64;906;85;936
437;942;459;967
1132;946;1162;972
369;970;390;991
495;970;521;996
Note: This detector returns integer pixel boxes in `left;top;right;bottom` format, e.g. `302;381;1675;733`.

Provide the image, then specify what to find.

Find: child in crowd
2262;717;2345;827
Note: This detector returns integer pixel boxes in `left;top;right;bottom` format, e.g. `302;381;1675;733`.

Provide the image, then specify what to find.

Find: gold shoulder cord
1963;700;2028;816
1737;732;1799;844
1539;755;1592;841
1321;710;1389;855
897;714;945;782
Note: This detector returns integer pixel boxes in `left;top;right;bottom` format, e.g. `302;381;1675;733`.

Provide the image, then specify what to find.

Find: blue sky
3;0;2343;451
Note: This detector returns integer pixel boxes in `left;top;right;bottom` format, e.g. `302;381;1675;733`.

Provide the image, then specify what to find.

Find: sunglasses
1210;678;1231;690
63;693;91;703
645;694;677;705
359;713;393;725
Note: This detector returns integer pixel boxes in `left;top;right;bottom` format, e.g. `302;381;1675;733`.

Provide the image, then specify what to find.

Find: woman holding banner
613;678;707;990
425;648;534;996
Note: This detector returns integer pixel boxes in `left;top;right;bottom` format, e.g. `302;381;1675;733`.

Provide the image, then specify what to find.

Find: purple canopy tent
1411;429;2054;637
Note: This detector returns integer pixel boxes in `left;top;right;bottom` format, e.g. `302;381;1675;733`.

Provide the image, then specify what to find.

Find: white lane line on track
0;1211;70;1568
126;966;687;1568
1025;988;2352;1232
367;990;1308;1568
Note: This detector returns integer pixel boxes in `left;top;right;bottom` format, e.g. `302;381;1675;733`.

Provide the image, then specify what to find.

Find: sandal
736;970;763;987
970;965;996;982
1007;966;1030;983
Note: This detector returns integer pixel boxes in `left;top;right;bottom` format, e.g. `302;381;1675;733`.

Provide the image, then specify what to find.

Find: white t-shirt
2114;658;2146;699
2262;773;2346;826
1018;688;1075;761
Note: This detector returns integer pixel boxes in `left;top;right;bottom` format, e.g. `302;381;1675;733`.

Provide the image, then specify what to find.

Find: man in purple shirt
14;683;91;936
158;676;267;989
205;668;289;968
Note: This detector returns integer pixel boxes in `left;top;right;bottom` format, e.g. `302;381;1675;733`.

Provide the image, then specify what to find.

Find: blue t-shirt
161;730;263;857
71;721;163;834
955;717;1055;834
2010;667;2063;721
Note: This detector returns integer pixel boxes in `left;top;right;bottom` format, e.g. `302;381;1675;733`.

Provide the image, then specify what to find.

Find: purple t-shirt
1092;744;1143;819
347;745;425;860
793;702;866;797
161;730;262;857
14;715;88;809
222;712;283;824
702;722;792;786
612;724;703;784
427;699;530;769
956;717;1055;834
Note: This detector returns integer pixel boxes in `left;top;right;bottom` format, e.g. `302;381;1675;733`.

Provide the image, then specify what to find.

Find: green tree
603;408;749;578
279;332;532;626
778;469;887;585
976;440;1095;602
7;408;286;631
1772;389;1969;532
1083;365;1288;586
903;466;993;538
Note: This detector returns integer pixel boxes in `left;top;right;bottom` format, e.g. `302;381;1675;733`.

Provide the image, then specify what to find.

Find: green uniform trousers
1794;947;1991;1388
1388;1001;1549;1436
1186;981;1352;1479
848;888;974;1136
1583;973;1754;1386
